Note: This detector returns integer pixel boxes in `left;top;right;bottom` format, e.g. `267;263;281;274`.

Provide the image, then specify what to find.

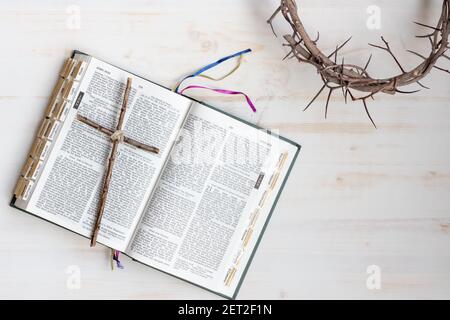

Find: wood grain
0;0;449;299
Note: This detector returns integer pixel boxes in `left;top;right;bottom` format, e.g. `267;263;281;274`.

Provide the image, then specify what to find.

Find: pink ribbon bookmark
179;85;257;113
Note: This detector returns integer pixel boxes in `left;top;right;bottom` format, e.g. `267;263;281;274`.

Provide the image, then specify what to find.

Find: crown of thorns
268;0;450;127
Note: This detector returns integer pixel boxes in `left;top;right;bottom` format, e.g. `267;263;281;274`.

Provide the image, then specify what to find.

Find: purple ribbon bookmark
180;85;257;113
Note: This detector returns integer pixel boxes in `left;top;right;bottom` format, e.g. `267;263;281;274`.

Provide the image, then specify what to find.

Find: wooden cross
76;77;160;247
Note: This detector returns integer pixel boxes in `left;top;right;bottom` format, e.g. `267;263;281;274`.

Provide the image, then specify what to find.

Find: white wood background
0;0;449;299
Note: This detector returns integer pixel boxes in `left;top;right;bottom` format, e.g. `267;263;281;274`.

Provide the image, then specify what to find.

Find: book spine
13;57;86;200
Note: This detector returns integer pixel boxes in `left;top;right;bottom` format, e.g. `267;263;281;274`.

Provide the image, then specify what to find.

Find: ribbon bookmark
180;85;257;113
111;249;124;270
174;48;252;93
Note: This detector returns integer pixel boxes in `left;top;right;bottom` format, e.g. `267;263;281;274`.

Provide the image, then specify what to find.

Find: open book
11;51;300;299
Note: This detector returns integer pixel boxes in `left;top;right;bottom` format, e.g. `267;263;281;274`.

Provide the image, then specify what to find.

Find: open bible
11;51;300;299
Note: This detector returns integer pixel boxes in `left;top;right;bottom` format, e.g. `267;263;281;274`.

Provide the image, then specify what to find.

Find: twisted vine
268;0;450;127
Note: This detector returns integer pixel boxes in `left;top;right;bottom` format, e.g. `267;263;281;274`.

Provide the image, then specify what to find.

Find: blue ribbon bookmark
174;48;252;93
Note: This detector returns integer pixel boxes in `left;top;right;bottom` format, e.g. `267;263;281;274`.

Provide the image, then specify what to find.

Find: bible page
128;102;299;298
23;54;192;251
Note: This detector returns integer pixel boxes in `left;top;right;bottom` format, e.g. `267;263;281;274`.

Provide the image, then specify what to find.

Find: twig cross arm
76;77;160;247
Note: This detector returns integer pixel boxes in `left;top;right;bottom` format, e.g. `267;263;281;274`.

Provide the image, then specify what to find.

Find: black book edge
10;50;302;300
